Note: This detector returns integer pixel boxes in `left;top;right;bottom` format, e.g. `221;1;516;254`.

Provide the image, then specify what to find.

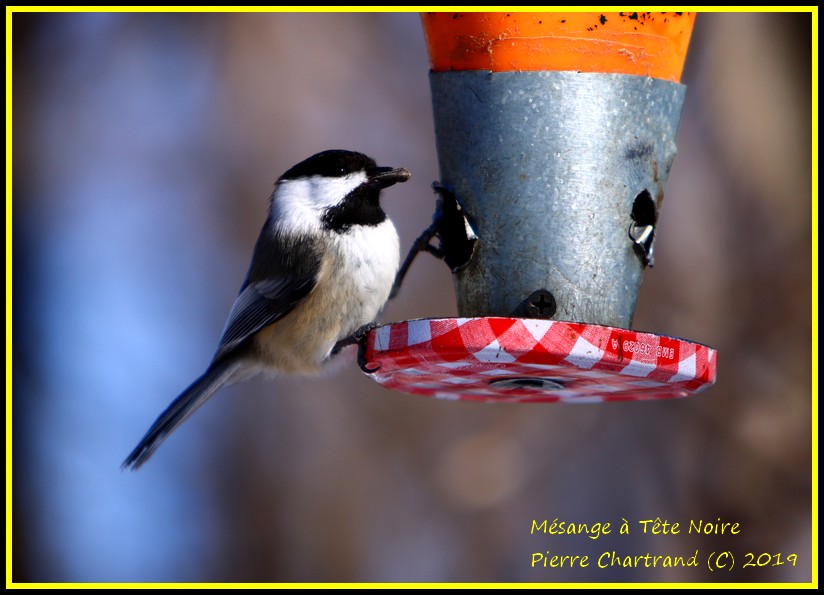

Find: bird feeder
362;11;717;402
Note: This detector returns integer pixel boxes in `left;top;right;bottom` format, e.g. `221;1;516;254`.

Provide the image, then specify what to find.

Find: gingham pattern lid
363;318;716;402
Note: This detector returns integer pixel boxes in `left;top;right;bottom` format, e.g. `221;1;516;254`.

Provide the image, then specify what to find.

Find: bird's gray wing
213;226;320;361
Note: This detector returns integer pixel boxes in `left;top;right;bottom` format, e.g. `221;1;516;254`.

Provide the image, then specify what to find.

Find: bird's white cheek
272;174;369;234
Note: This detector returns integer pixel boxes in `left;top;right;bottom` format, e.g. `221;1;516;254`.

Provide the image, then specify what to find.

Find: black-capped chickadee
123;150;410;469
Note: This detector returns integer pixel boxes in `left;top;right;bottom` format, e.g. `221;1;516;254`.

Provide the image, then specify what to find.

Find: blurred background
12;11;812;583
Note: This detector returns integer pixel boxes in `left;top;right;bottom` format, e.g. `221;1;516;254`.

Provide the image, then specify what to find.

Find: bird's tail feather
122;358;238;470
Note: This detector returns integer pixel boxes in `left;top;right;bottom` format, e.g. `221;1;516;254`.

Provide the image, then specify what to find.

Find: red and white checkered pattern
363;318;717;402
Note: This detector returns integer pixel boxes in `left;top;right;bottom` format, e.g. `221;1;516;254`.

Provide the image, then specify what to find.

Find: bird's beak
367;166;412;189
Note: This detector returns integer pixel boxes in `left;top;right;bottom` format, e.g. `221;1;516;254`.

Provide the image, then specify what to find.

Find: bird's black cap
280;150;379;181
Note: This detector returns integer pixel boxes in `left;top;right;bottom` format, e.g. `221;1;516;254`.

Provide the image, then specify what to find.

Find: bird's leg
390;220;443;299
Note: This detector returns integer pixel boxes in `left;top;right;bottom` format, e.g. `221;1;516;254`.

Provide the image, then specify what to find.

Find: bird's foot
332;323;381;373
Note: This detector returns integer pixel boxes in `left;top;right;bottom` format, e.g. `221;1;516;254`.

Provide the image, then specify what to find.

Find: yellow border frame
5;5;818;589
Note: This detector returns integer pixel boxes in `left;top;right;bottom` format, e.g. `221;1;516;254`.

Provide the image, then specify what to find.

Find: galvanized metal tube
430;71;686;328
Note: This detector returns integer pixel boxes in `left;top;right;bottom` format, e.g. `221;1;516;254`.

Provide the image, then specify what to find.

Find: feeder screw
525;289;557;319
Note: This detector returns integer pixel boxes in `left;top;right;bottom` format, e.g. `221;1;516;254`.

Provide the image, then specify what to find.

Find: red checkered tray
363;318;716;402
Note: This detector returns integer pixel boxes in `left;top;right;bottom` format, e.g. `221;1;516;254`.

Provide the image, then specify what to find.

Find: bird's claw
333;323;381;374
358;340;381;374
354;323;381;374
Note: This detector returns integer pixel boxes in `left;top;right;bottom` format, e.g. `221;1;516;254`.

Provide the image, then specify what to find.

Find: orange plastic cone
421;11;695;82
